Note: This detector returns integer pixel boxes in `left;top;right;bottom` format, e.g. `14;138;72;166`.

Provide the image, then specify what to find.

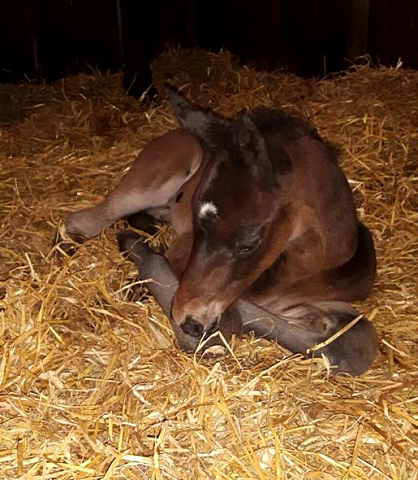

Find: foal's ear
237;114;275;190
165;85;229;150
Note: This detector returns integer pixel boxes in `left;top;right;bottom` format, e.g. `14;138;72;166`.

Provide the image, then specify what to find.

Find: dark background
1;0;417;97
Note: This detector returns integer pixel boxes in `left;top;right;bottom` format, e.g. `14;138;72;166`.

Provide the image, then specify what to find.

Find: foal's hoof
117;231;147;258
117;230;159;271
53;229;86;257
125;212;164;236
314;316;378;376
117;230;140;254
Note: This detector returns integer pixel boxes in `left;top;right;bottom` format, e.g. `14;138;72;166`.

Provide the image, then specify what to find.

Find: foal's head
167;89;294;336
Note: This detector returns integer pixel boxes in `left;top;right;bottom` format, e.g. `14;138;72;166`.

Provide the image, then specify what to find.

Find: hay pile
0;49;417;479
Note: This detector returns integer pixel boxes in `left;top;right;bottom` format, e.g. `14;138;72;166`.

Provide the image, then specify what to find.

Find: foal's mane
249;108;340;159
197;106;340;173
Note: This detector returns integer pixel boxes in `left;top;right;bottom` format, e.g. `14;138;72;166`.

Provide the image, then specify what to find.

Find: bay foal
61;89;378;375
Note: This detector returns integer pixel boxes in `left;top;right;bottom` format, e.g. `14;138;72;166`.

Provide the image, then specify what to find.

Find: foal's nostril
181;316;204;337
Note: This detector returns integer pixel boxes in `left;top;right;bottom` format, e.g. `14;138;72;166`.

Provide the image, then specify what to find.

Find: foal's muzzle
181;316;204;337
180;315;219;337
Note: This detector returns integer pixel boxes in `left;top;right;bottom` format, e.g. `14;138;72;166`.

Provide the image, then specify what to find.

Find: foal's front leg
239;302;377;376
118;232;377;375
117;231;243;353
60;129;202;242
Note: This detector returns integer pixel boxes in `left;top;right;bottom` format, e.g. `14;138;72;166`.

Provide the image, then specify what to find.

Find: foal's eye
235;238;261;256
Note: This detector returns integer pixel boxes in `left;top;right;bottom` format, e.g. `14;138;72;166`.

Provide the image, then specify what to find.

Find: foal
61;88;378;375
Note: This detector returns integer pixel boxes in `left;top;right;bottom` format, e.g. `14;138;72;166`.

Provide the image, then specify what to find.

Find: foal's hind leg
62;129;202;242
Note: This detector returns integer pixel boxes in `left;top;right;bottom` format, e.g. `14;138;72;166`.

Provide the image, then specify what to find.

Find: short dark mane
249;108;314;138
249;108;340;159
202;107;340;168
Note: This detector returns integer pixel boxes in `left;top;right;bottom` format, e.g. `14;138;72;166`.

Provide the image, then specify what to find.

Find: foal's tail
239;301;378;376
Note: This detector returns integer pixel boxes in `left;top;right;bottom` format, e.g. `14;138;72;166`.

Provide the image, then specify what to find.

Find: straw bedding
0;49;417;479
